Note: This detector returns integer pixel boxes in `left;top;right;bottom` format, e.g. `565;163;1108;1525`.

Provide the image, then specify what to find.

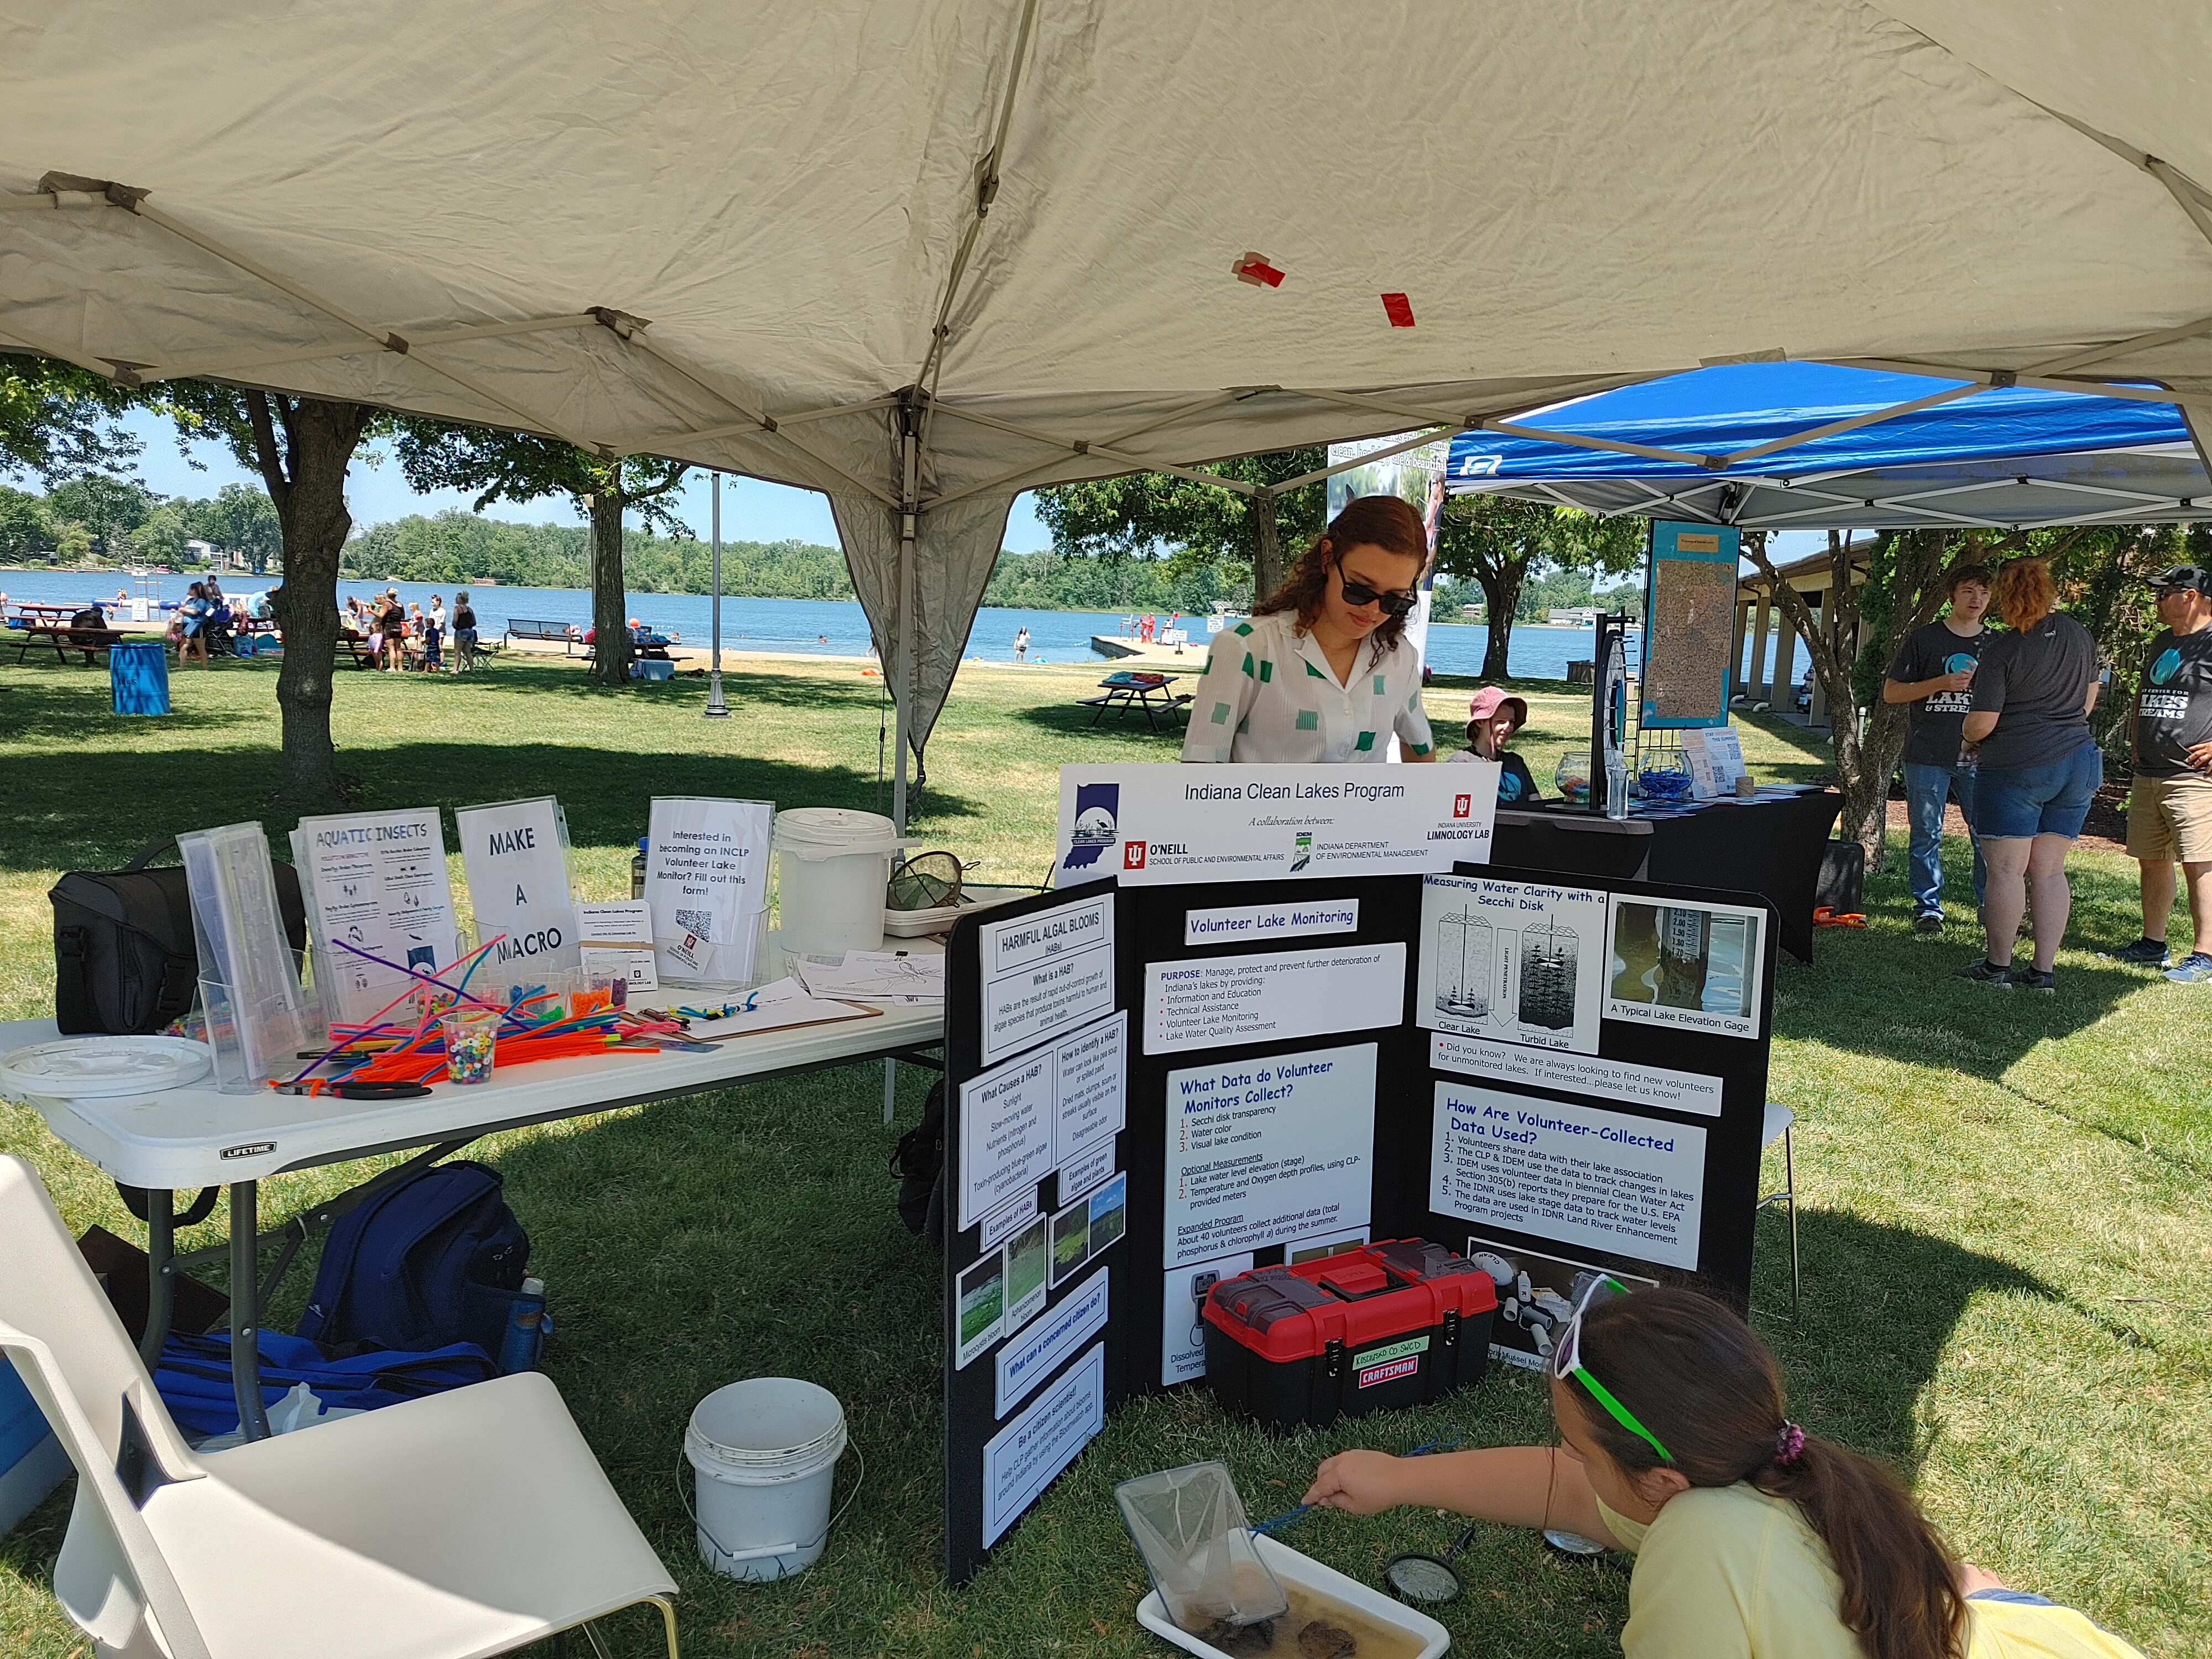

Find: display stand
942;860;1776;1585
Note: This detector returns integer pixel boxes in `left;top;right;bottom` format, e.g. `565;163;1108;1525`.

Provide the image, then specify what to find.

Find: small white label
1183;899;1359;948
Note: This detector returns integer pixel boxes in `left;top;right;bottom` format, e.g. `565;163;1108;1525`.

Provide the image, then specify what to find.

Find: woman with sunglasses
1303;1285;2140;1659
1182;495;1437;764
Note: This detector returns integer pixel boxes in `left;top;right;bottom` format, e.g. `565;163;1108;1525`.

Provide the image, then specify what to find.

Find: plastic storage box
0;1361;68;1538
1203;1239;1498;1430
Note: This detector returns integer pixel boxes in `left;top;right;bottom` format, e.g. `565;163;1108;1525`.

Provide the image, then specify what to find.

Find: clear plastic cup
441;1006;498;1084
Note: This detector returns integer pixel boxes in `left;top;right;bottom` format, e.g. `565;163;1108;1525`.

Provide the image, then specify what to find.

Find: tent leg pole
894;420;919;834
705;471;729;718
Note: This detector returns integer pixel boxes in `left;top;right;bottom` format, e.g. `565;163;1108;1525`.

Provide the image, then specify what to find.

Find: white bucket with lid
684;1377;852;1582
773;808;906;957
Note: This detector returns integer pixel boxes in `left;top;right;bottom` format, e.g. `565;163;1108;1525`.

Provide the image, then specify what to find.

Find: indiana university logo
1454;795;1472;818
1124;841;1149;870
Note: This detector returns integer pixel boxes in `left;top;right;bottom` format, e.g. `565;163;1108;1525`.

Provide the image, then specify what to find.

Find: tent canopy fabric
6;1;2212;771
1443;364;2211;529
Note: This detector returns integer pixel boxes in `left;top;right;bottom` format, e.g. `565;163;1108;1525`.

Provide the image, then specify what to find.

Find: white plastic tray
0;1035;211;1099
1136;1532;1451;1659
882;882;1034;937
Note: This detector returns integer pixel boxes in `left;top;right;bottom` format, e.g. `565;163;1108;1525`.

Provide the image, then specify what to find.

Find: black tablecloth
1490;789;1843;961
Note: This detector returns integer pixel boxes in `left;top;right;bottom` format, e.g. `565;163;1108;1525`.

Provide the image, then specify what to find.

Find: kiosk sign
1055;764;1496;887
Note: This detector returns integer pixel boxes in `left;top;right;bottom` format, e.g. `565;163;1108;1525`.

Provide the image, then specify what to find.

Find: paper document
792;951;945;1003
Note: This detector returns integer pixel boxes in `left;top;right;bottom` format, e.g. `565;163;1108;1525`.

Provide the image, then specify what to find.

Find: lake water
0;566;1637;681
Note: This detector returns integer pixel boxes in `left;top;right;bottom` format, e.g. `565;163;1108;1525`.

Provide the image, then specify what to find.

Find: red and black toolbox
1202;1239;1498;1430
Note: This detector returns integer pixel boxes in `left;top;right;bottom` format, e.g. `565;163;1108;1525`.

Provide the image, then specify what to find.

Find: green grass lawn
1;648;2206;1658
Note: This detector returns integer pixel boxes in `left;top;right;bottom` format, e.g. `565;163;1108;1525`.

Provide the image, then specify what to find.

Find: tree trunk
1251;492;1284;604
1476;557;1528;680
254;394;372;815
587;486;630;686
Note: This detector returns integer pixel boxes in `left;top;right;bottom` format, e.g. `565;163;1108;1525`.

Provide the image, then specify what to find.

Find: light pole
704;471;729;718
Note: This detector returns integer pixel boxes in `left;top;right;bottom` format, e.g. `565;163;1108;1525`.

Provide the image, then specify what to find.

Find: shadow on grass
0;742;987;876
0;677;271;743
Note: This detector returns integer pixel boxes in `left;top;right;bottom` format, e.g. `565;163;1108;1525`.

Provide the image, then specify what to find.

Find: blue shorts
1974;745;2101;840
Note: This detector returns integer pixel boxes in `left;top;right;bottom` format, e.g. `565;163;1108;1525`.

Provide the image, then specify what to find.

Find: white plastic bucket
684;1378;849;1582
773;808;905;957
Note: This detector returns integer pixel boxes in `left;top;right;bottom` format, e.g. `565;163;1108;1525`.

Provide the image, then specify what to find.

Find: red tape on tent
1232;251;1286;288
1381;292;1416;327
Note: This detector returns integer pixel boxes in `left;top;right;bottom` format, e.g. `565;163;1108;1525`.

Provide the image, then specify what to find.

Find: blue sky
111;407;1825;565
115;409;1058;550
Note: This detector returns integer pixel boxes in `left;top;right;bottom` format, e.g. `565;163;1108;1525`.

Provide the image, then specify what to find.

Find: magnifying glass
1383;1521;1479;1605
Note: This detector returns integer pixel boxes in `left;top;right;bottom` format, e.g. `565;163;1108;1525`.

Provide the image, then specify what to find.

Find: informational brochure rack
942;862;1775;1585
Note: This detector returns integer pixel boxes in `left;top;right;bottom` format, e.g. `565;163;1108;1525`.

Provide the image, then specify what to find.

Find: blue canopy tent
1443;363;2211;530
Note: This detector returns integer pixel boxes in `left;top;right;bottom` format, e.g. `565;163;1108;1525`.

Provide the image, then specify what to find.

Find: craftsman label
1358;1356;1421;1389
1351;1334;1429;1372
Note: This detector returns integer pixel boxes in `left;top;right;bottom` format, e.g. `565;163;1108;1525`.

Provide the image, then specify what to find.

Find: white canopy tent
5;1;2210;822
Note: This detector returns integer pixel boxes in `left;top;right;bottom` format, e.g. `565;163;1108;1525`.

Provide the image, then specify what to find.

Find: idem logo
1123;841;1148;869
1453;795;1472;818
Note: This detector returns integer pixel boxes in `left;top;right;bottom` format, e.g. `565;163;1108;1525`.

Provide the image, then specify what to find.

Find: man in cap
2107;565;2212;980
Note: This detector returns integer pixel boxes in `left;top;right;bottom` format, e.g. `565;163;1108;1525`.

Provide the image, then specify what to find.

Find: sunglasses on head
1551;1276;1674;1464
1337;568;1419;616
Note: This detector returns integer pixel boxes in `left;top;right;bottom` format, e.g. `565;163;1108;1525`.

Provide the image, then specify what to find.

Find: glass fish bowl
1554;753;1592;806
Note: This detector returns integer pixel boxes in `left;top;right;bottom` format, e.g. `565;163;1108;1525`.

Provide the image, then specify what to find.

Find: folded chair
0;1155;678;1659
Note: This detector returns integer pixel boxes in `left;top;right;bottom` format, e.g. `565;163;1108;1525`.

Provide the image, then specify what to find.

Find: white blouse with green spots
1180;611;1434;764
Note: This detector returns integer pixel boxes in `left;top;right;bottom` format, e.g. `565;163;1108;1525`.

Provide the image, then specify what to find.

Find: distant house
185;539;216;565
1546;606;1603;626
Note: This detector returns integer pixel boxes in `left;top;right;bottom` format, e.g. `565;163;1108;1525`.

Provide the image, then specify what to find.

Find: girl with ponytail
1304;1285;2142;1659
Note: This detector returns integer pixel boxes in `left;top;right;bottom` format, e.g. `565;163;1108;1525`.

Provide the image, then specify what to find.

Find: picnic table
8;609;126;665
1081;669;1190;731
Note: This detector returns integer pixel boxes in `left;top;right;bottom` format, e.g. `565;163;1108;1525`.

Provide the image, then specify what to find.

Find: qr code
674;909;713;941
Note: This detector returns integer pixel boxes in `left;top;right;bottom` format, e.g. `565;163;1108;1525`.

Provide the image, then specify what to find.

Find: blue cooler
633;659;675;681
0;1360;68;1537
110;640;171;716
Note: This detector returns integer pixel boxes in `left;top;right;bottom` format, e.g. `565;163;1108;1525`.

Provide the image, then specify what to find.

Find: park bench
505;618;581;654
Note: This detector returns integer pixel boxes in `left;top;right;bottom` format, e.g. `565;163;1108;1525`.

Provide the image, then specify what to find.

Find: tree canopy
1032;449;1328;600
1434;497;1644;676
0;356;141;484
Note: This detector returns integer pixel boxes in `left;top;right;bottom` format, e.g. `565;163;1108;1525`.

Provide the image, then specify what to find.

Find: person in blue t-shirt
1448;686;1541;804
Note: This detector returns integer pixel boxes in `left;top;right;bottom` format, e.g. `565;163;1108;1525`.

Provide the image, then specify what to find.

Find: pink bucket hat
1468;686;1528;730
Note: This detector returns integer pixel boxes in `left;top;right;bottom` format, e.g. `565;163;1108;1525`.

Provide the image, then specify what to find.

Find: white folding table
2;996;943;1441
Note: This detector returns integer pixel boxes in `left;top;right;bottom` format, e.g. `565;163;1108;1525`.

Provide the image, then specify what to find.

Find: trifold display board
943;863;1776;1584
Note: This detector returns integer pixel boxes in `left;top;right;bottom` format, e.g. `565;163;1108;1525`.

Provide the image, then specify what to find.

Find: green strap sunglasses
1550;1276;1674;1464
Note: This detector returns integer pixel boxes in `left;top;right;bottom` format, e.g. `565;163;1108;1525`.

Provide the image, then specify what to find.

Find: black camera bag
50;836;307;1035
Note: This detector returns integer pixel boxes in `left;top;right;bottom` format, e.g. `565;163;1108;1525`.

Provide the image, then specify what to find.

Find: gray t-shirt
1967;612;2098;771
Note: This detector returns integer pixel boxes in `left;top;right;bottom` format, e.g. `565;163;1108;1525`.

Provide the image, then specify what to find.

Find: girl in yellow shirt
1303;1286;2141;1659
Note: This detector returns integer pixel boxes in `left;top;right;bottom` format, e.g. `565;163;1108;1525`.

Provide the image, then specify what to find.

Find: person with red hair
1182;495;1436;765
1955;560;2101;992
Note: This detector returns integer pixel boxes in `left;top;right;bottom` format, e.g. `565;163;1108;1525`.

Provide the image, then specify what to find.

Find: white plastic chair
1758;1102;1800;1319
0;1155;679;1659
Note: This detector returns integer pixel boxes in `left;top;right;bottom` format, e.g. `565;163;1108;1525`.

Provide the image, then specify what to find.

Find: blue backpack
156;1330;496;1436
297;1161;532;1357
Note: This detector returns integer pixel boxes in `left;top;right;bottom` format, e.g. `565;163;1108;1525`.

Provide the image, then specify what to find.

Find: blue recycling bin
110;640;171;716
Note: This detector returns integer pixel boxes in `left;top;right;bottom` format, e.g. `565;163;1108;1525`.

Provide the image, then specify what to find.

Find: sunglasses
1551;1276;1674;1464
1337;568;1420;617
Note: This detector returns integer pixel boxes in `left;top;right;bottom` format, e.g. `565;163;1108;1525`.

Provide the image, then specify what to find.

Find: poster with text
455;795;580;983
293;807;460;1025
1604;896;1766;1040
646;797;772;984
1164;1042;1377;1269
1056;764;1493;888
1416;873;1607;1054
1430;1082;1707;1271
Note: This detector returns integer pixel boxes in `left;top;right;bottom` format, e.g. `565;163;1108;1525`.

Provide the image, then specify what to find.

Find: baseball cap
2151;565;2208;594
1468;686;1528;728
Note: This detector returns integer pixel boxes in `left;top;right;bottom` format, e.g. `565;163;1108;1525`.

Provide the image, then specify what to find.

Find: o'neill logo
1063;782;1120;870
1124;841;1149;870
1454;795;1472;818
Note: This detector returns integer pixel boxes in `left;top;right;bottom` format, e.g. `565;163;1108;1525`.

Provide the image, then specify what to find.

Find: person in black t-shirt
1955;560;2102;993
452;590;480;671
2109;566;2212;980
1883;564;1992;932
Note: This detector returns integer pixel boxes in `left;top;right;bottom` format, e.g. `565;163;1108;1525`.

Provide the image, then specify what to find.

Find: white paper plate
0;1035;213;1098
1135;1533;1450;1659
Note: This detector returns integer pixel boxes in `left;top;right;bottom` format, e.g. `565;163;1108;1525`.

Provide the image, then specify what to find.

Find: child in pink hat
1449;686;1541;804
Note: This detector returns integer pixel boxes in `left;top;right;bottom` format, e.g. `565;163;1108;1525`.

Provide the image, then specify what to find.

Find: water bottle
631;838;648;899
1605;757;1630;821
499;1277;547;1375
